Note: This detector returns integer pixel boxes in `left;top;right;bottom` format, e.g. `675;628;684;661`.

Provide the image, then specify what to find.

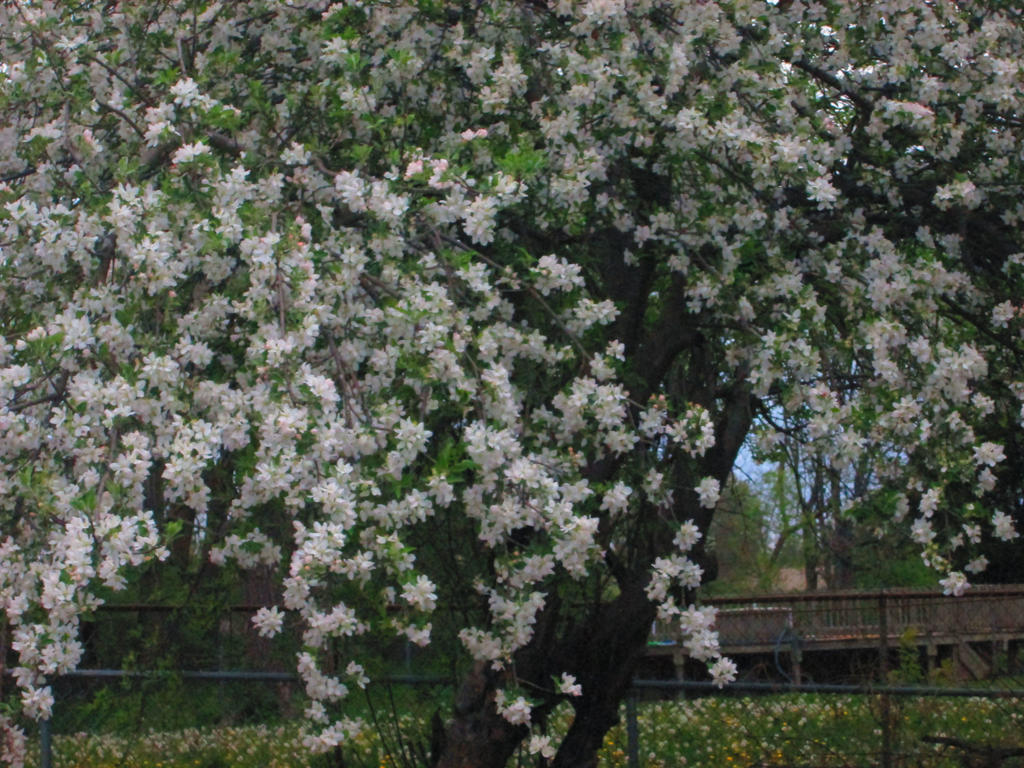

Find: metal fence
30;669;450;768
35;668;300;768
621;679;1024;768
21;672;1024;768
7;588;1024;767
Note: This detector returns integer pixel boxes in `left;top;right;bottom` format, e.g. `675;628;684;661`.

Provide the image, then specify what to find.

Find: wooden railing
654;584;1024;649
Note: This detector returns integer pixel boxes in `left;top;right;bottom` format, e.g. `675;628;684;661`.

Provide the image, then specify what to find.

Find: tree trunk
433;579;656;768
434;661;527;768
551;582;656;768
432;385;751;767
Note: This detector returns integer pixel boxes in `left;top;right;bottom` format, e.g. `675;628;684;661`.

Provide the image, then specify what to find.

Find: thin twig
1;166;37;184
95;100;146;138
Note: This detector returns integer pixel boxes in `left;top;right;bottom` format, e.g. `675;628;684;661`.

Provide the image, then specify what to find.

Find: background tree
1;2;1023;767
700;476;800;595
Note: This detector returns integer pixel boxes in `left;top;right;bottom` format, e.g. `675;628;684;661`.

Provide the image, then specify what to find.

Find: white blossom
939;571;969;597
528;734;556;758
709;657;737;688
401;575;438;612
557;673;582;697
806;175;839;208
992;511;1019;541
2;0;1022;752
694;477;720;509
252;606;285;638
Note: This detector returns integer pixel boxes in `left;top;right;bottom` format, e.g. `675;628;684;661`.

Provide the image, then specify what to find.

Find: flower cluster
2;0;1023;762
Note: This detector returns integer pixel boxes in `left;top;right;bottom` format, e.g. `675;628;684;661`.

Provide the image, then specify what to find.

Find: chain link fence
635;585;1024;768
5;586;1024;767
618;680;1024;768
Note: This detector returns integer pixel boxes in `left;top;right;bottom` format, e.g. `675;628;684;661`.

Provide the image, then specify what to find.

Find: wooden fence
650;584;1024;680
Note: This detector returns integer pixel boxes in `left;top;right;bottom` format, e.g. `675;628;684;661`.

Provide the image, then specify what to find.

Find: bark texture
434;662;527;768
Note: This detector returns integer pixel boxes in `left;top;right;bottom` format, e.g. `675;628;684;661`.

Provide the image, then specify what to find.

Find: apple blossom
1;1;1023;767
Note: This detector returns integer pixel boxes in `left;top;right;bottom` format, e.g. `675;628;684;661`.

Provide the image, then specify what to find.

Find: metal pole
44;669;1024;696
40;718;52;768
629;678;1024;697
626;692;639;768
879;590;892;768
218;614;226;715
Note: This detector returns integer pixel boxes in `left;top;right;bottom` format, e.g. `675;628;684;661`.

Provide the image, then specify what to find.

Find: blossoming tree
1;0;1022;765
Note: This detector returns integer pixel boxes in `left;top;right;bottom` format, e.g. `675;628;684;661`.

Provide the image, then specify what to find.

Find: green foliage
704;478;779;595
853;545;936;590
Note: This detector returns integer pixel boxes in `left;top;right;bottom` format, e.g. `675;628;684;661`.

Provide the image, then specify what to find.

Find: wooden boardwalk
649;584;1024;681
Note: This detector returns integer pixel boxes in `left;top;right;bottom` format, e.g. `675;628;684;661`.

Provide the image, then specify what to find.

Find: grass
28;723;312;768
22;692;1024;768
601;693;1024;767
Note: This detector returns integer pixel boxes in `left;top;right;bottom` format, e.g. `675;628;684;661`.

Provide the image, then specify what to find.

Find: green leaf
164;519;185;542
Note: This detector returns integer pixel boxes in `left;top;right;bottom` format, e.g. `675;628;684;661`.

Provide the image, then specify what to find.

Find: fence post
40;718;52;768
879;590;892;768
626;691;639;768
